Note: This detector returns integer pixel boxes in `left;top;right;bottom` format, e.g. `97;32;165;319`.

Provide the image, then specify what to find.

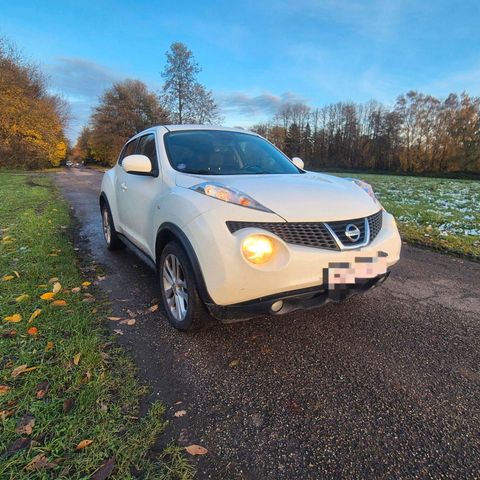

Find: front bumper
183;207;401;306
208;271;390;320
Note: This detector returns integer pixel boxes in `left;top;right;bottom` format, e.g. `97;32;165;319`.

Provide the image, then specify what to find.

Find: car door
115;133;162;257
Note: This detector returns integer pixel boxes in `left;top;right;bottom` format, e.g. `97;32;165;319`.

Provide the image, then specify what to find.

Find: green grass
0;173;194;479
334;173;480;260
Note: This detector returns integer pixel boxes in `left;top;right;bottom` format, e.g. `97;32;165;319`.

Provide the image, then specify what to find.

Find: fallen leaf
28;309;42;323
81;281;91;287
4;313;22;323
75;439;93;450
11;364;38;378
0;409;14;420
63;398;75;413
91;456;116;480
27;326;38;336
127;309;137;318
52;282;62;294
185;444;208;455
174;400;183;405
16;414;35;435
13;271;20;278
5;437;31;457
40;292;55;301
25;453;56;471
2;275;14;281
0;385;11;395
73;353;81;366
120;319;136;326
36;381;50;399
174;410;187;417
228;359;240;368
15;294;29;302
107;317;122;321
148;304;159;313
52;299;67;307
48;277;59;284
1;330;17;338
113;329;124;335
71;287;81;293
45;341;54;352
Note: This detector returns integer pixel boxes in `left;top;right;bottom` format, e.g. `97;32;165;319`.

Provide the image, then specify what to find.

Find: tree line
0;38;68;169
251;91;480;174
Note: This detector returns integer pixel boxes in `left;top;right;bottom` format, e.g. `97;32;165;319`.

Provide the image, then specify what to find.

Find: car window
118;138;139;165
164;130;301;175
136;134;158;171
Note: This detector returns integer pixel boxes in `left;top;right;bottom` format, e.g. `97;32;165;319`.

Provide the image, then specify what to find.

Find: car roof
133;125;258;138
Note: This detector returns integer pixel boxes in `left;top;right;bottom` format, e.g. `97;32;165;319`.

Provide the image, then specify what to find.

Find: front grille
226;221;339;250
226;210;383;250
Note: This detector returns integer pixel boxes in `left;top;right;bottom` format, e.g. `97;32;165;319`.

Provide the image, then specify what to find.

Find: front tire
101;203;125;250
159;242;208;331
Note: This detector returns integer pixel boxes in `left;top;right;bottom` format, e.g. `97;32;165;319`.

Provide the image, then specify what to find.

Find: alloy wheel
162;253;188;321
102;208;111;245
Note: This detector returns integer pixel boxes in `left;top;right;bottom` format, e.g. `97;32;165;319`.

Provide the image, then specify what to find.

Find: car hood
175;172;380;222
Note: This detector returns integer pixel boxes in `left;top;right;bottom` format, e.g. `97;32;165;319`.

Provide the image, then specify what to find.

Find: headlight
349;179;381;205
242;235;274;264
190;182;272;213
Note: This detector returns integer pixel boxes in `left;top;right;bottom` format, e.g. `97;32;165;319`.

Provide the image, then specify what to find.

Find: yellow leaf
52;282;62;294
40;292;55;300
45;341;54;352
48;277;59;284
73;353;81;366
15;294;29;302
0;385;11;395
185;444;208;455
11;364;38;378
52;299;67;307
2;275;14;281
29;309;42;323
13;271;20;278
75;439;93;450
81;281;91;287
4;313;22;323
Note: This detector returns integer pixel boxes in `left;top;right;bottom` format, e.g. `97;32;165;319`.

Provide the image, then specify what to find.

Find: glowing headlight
242;235;274;264
350;179;381;205
190;182;272;212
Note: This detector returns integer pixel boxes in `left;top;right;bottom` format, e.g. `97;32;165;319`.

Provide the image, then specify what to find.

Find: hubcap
162;254;188;321
102;208;111;244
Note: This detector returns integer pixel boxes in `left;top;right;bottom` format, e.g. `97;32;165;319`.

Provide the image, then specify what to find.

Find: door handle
120;182;127;191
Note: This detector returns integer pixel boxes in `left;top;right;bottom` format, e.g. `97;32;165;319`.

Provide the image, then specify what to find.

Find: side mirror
122;154;152;175
291;157;304;169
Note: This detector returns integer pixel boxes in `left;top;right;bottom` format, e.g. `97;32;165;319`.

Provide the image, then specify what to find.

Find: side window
137;134;158;171
118;138;138;165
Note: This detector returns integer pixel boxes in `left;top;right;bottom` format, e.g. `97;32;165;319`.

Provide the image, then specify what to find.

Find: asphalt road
56;168;480;479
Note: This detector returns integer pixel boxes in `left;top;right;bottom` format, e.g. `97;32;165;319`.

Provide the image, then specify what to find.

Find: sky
2;0;480;142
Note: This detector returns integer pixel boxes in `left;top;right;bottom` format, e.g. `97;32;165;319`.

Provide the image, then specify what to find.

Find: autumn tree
161;42;220;124
0;37;68;169
86;79;169;165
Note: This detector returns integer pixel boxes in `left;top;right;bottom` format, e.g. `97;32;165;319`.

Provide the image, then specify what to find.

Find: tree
0;37;68;169
161;42;220;124
86;79;169;165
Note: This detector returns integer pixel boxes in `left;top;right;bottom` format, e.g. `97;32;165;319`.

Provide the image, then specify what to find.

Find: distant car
100;126;401;331
66;160;73;167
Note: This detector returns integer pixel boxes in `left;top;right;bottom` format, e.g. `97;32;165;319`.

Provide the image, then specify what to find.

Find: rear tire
159;241;209;331
101;202;125;250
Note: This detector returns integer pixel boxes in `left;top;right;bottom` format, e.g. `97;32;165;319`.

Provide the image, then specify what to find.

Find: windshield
164;130;301;175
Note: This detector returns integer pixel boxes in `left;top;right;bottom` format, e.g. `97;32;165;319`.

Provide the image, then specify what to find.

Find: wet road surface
56;168;480;479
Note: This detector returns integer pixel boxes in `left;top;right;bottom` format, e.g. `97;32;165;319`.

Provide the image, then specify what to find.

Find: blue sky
2;0;480;141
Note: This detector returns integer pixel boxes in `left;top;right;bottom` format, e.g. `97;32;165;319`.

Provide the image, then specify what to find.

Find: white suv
100;126;401;330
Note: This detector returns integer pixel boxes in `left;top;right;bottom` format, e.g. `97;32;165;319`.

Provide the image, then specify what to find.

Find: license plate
326;256;387;288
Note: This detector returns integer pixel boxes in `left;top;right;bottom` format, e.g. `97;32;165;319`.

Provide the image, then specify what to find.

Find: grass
333;172;480;260
0;173;194;479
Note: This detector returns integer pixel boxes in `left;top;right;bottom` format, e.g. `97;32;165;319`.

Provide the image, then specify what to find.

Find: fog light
242;235;273;264
271;300;283;313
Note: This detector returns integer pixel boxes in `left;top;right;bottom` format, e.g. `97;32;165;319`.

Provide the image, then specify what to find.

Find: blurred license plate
327;256;387;287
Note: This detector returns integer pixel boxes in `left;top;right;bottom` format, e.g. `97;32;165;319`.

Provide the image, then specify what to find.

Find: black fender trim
156;222;214;304
99;192;108;211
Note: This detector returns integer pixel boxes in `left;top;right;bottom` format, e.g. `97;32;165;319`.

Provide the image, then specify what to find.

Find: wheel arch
156;222;213;304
